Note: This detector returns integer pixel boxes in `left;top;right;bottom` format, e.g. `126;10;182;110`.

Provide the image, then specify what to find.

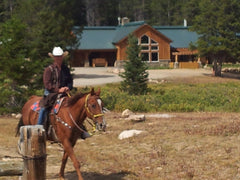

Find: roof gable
115;24;172;45
112;21;145;43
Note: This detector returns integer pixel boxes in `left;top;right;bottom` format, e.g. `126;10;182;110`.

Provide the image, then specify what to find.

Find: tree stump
18;125;46;180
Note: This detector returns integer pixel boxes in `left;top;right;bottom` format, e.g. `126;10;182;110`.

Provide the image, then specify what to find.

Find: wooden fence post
18;125;47;180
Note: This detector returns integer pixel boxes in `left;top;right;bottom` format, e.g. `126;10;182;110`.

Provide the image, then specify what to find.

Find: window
141;35;149;44
142;53;149;61
141;46;149;50
151;39;157;44
151;46;158;50
139;34;159;62
152;53;158;61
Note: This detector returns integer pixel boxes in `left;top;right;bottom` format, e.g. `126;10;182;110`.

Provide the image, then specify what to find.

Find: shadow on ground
222;72;240;79
203;72;240;80
49;170;135;180
74;74;115;79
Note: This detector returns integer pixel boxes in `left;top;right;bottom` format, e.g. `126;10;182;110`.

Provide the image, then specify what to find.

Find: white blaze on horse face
97;98;106;129
97;99;103;112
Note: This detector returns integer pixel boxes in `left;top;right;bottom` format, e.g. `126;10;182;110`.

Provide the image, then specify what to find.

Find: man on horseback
37;47;90;139
37;46;73;125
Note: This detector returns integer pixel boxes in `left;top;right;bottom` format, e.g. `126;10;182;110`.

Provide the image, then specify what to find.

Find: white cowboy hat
48;47;68;58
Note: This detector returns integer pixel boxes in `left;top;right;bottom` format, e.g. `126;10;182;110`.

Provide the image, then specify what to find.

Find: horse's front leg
59;151;68;180
61;138;83;180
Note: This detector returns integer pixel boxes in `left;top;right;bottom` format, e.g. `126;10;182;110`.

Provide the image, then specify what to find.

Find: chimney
118;17;121;25
121;17;130;26
184;19;187;27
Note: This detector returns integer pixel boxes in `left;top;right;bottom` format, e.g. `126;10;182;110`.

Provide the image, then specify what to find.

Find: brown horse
16;88;106;180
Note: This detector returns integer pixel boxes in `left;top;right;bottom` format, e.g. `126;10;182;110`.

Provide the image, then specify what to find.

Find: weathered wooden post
18;125;46;180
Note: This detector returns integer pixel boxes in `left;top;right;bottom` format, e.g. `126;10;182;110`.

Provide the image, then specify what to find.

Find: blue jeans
37;107;46;125
37;89;50;125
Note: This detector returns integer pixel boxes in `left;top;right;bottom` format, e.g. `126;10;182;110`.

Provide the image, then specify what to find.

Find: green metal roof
154;26;199;48
74;26;117;50
75;22;199;50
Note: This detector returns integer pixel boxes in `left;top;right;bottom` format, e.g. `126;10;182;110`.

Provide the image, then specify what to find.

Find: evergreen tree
98;0;119;26
119;0;145;22
181;0;200;26
0;0;14;23
191;0;240;76
119;34;149;95
0;17;31;113
0;0;81;113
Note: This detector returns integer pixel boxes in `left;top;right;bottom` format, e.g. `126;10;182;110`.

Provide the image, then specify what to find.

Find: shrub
100;82;240;113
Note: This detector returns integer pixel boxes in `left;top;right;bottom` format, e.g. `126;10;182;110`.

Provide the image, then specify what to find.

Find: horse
16;88;106;180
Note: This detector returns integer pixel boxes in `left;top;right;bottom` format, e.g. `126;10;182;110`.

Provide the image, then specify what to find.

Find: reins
68;110;87;133
56;93;104;135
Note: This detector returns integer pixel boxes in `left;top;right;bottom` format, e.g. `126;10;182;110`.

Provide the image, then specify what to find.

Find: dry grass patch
1;112;240;179
62;112;240;180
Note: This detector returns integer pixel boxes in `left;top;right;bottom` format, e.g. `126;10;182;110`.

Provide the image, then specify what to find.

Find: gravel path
73;67;212;87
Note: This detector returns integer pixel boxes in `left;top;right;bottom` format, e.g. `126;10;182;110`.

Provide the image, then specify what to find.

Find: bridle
55;93;105;134
84;94;104;119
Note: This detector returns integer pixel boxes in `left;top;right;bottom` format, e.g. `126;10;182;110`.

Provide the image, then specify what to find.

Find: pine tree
119;34;149;95
0;0;81;113
191;0;240;76
0;17;30;113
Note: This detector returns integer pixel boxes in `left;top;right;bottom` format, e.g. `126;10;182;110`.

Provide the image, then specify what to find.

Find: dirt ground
1;111;240;180
1;72;240;179
72;67;218;87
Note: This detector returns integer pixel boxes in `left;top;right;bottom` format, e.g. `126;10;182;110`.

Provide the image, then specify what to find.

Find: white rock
16;113;22;119
11;113;16;117
118;129;143;140
126;114;145;121
148;79;159;84
121;109;134;118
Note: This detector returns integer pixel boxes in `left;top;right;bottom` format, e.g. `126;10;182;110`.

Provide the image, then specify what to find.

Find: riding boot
37;107;46;125
81;125;91;139
82;131;91;139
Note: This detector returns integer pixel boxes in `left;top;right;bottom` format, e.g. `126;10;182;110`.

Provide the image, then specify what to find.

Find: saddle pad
31;101;41;112
53;97;65;114
30;97;65;114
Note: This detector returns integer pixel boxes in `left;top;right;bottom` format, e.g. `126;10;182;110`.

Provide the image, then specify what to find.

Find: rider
37;46;73;125
37;47;90;139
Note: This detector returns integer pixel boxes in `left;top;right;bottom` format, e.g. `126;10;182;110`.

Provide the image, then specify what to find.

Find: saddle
30;95;89;141
30;96;66;142
30;97;65;114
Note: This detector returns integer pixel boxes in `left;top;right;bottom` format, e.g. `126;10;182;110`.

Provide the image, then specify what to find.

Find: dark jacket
43;63;73;93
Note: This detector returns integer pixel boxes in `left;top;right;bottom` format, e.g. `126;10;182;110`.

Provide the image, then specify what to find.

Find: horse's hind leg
15;117;24;136
60;139;83;180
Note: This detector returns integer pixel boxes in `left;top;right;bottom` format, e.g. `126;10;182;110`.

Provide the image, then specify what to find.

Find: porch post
174;54;179;68
197;55;202;68
84;52;90;67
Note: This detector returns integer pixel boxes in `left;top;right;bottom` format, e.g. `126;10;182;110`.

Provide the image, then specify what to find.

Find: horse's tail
15;116;24;137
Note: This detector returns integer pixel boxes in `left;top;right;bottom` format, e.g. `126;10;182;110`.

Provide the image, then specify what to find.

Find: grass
2;75;240;179
93;76;240;113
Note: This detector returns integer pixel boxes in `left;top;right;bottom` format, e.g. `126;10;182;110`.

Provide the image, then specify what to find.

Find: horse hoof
59;176;64;180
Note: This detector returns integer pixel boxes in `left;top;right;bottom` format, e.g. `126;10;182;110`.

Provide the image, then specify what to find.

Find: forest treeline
1;0;200;26
1;0;240;114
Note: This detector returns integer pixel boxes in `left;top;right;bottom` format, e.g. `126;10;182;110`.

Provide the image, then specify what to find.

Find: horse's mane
67;92;86;107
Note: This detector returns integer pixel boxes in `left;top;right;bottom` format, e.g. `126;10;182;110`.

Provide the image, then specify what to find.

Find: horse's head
85;88;106;131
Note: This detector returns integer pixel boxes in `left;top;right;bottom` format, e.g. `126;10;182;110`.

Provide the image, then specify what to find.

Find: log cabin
71;19;204;68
